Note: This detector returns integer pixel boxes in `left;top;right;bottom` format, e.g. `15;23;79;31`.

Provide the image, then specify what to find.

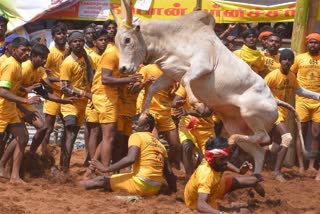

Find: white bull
112;0;307;173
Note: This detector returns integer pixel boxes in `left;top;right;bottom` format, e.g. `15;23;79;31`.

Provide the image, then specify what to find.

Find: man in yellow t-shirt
90;39;141;169
83;29;108;167
138;64;181;168
41;22;68;155
16;44;74;156
261;33;281;78
265;49;320;182
184;137;264;213
291;33;320;175
80;113;177;196
173;84;214;180
0;37;41;184
233;28;265;75
59;31;92;173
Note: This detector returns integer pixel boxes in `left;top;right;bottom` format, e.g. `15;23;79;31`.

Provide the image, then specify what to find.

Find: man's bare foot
79;176;106;190
306;167;317;173
10;178;26;185
298;167;305;175
275;173;286;182
82;168;95;180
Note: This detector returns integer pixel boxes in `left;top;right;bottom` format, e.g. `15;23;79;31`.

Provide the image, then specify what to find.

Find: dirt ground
0;145;319;214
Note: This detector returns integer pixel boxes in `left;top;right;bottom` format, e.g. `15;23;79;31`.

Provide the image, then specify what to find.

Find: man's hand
61;96;78;104
239;161;253;175
26;96;41;105
24;83;42;93
172;107;187;119
129;73;143;84
89;159;109;173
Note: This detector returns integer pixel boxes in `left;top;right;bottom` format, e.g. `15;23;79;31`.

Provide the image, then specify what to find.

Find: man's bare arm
90;146;140;173
197;193;221;214
60;80;91;99
102;68;142;86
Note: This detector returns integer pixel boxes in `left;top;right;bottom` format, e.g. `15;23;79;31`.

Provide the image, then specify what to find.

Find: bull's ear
134;25;140;32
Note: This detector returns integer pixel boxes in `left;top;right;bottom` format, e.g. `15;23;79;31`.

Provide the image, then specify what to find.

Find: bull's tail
276;99;307;155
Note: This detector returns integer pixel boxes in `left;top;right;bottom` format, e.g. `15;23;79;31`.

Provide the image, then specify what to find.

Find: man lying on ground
79;113;177;196
184;136;265;214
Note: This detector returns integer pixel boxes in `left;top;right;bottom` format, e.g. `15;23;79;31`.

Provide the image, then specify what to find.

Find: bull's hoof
303;151;320;159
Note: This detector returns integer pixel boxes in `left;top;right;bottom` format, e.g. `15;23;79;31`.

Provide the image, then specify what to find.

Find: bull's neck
140;20;172;65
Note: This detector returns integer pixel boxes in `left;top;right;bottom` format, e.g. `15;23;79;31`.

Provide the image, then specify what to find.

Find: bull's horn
194;0;202;11
121;0;132;27
110;7;120;26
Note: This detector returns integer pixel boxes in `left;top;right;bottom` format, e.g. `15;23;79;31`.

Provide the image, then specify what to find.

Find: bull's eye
125;38;131;44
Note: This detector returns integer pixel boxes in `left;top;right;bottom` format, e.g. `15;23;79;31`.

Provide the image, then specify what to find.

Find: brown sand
0;145;319;214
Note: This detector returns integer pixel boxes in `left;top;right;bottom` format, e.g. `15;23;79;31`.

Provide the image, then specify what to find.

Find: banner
0;0;80;31
45;0;296;23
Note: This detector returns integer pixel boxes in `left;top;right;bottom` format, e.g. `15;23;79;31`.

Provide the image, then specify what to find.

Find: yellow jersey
0;57;23;119
291;52;320;104
0;54;8;68
139;64;173;113
60;55;90;93
88;50;102;72
91;45;120;99
118;74;139;117
45;46;66;90
184;160;223;209
265;68;299;118
263;51;280;76
17;60;47;98
129;131;168;183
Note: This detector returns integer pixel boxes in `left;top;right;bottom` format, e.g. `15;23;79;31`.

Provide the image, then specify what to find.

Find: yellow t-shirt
291;52;320;104
184;160;223;209
0;54;8;68
84;45;94;55
265;68;299;118
263;51;280;76
91;45;120;99
129;131;168;183
0;57;23;119
175;85;214;130
88;50;102;72
139;64;173;113
60;55;90;93
118;74;139;117
106;42;115;51
45;46;66;90
234;45;265;74
17;60;47;98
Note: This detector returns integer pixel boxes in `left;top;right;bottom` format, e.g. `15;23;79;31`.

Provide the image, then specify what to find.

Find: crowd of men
0;13;320;213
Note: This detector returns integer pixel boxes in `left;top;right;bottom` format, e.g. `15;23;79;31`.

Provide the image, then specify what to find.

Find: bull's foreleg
181;64;212;114
142;74;174;113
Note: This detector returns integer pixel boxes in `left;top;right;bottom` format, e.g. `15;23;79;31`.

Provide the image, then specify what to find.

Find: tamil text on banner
0;0;80;31
45;0;296;23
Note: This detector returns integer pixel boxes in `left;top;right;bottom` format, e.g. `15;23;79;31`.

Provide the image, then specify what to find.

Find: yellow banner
45;0;296;23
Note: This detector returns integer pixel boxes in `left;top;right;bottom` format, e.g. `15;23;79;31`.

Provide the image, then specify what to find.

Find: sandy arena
0;145;319;214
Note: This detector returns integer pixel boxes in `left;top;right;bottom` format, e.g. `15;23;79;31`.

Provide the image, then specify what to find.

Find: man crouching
79;113;177;196
184;137;265;213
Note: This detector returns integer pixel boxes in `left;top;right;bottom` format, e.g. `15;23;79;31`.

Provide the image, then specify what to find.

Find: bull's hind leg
229;132;269;174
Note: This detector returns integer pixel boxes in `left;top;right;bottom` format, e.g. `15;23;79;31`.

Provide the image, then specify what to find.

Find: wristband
220;211;224;214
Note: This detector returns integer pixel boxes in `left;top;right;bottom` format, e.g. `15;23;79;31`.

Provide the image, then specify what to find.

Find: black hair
242;28;258;39
205;137;229;151
103;19;117;29
267;33;282;40
31;43;50;57
11;37;30;48
0;16;8;24
84;23;96;33
133;113;155;131
93;29;108;40
51;22;68;37
280;49;294;61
